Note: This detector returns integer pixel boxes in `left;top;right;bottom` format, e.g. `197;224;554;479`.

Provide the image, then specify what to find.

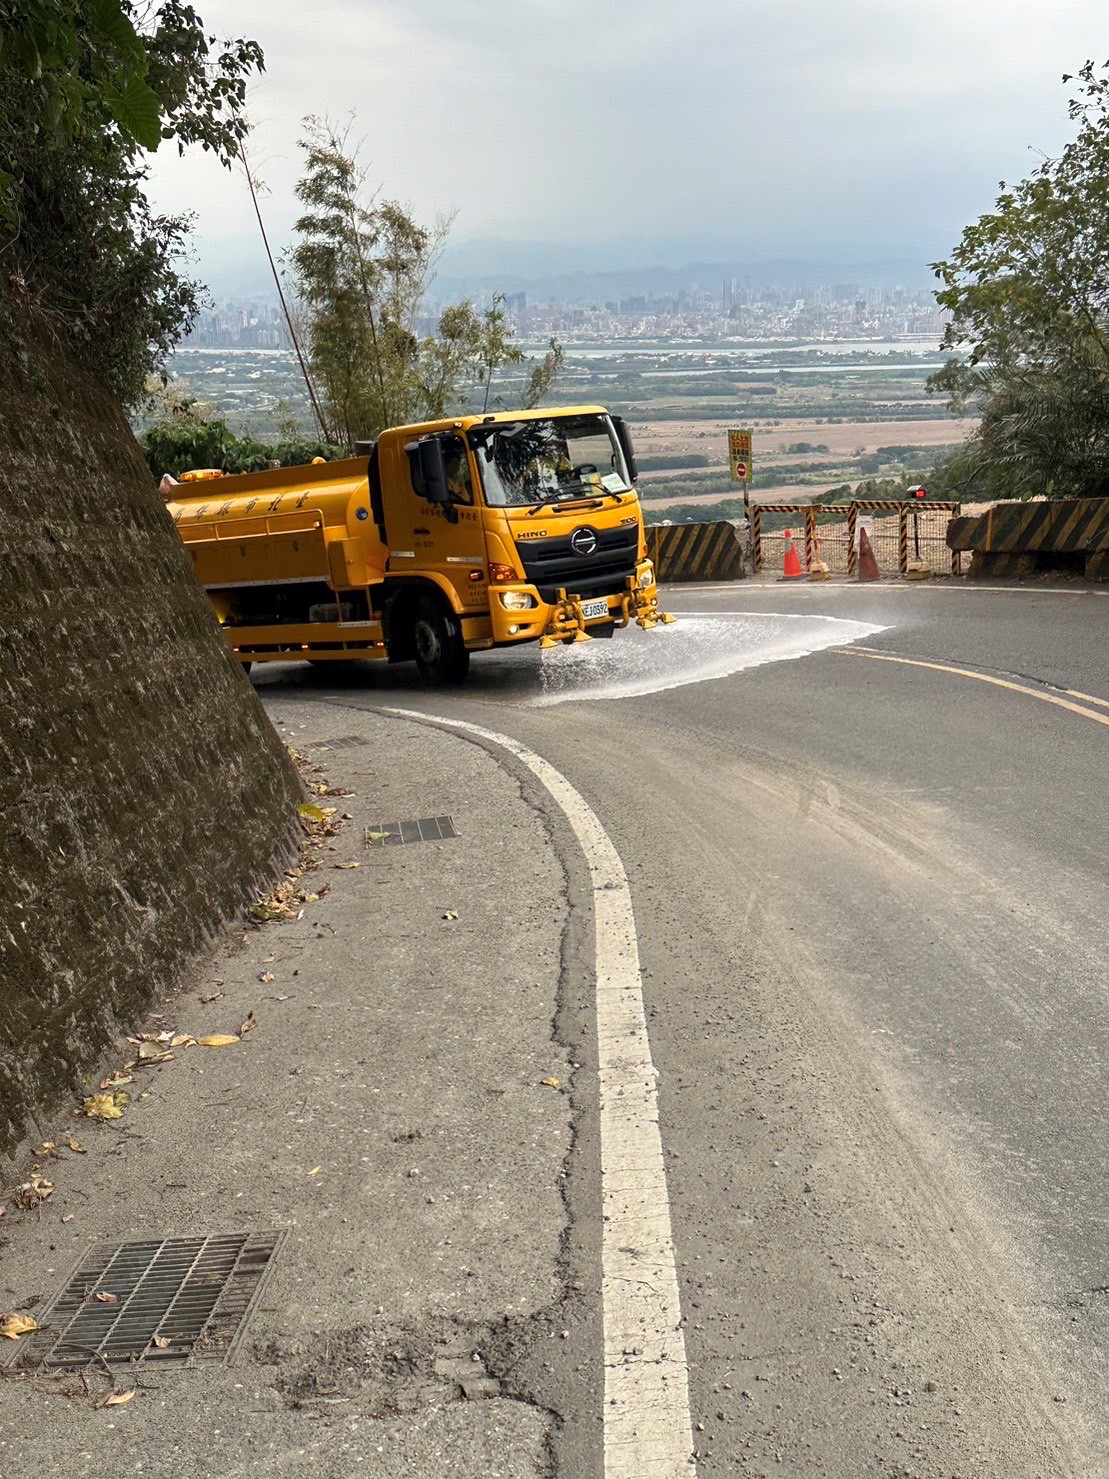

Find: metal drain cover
6;1231;284;1369
312;736;368;752
364;817;457;846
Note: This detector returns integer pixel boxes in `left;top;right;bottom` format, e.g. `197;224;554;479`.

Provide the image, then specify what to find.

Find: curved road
258;579;1108;1477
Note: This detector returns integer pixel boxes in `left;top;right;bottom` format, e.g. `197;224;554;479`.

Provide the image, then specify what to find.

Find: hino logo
570;526;598;556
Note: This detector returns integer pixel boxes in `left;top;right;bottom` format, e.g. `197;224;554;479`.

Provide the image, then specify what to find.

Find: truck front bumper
487;561;675;647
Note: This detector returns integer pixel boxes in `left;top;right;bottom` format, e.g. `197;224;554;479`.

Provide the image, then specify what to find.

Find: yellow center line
834;649;1109;729
1066;688;1109;711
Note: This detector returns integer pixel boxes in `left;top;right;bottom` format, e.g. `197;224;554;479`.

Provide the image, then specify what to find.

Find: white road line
663;581;1108;596
384;706;694;1478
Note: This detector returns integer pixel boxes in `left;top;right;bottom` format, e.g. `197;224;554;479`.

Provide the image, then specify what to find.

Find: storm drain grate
312;735;368;752
5;1231;285;1369
364;817;457;846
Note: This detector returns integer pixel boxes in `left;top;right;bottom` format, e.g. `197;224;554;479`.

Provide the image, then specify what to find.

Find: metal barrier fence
752;501;961;577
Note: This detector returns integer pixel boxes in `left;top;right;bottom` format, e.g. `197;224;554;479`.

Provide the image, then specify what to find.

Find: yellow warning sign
728;428;752;483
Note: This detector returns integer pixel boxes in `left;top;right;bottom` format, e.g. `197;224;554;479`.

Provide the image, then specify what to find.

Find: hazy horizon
149;0;1108;306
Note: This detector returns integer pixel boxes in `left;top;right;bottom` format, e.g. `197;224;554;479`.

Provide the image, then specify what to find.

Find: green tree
290;119;560;446
930;60;1109;499
1;2;263;403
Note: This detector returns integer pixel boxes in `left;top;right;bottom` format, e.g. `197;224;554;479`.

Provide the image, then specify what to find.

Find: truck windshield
470;413;632;508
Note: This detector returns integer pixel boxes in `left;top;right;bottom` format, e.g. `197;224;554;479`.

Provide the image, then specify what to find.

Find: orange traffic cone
858;527;880;582
780;528;805;580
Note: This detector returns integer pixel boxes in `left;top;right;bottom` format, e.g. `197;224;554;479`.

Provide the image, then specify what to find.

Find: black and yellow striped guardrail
946;497;1109;579
646;521;746;582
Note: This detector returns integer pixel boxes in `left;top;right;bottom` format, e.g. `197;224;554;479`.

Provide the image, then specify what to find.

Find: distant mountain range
198;236;943;306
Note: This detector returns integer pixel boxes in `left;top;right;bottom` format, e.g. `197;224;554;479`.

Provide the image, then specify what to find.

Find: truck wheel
412;599;470;686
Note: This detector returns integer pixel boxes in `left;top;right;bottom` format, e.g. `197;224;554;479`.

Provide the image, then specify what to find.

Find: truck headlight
500;591;536;611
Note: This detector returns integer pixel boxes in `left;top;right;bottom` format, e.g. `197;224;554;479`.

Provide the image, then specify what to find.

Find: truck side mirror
612;416;638;483
408;437;450;506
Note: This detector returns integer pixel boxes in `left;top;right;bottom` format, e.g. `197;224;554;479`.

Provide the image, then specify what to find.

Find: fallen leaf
0;1313;38;1340
66;1139;87;1154
199;991;223;1005
239;1013;256;1036
170;1035;193;1048
264;994;291;1002
298;803;336;823
443;910;459;921
136;1041;166;1061
81;1094;123;1121
364;831;393;844
99;1071;133;1090
258;972;275;984
62;1214;75;1224
151;1336;170;1350
40;1142;55;1152
98;1389;135;1408
333;861;360;869
195;1034;239;1048
540;1077;561;1089
93;1292;118;1304
308;1166;321;1176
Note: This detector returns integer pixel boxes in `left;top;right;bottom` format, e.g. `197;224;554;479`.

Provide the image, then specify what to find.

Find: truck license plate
579;598;609;620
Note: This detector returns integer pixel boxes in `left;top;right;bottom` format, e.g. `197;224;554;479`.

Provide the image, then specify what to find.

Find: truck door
388;432;488;615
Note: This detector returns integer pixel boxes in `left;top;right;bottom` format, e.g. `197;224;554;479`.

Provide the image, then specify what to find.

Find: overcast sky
147;0;1106;290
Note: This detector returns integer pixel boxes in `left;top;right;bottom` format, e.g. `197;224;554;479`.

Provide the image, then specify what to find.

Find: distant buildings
184;300;290;349
182;282;947;350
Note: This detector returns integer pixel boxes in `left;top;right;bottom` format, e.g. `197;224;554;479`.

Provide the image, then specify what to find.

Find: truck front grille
516;525;638;602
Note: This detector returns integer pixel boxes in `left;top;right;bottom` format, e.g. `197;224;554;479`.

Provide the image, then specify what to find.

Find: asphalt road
255;578;1109;1477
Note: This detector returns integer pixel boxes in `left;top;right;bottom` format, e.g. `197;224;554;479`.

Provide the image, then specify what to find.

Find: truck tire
412;598;470;686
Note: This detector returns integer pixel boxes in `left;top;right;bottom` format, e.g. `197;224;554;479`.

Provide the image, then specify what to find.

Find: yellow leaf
333;861;360;869
195;1034;240;1048
66;1139;87;1154
0;1313;38;1340
540;1077;561;1089
100;1389;135;1408
40;1142;55;1151
308;1166;321;1176
112;1091;132;1108
170;1035;193;1048
151;1335;171;1350
81;1094;123;1121
297;803;327;823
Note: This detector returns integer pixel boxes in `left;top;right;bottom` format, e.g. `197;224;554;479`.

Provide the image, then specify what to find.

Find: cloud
146;0;1104;286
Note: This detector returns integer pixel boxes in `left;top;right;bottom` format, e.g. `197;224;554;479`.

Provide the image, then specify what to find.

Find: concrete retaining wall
0;298;303;1162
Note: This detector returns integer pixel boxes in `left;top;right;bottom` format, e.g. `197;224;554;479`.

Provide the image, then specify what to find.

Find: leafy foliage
930;60;1109;499
0;2;263;403
290;120;561;446
138;386;344;478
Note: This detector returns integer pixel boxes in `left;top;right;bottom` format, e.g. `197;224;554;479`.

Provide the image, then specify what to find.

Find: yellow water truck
167;405;672;685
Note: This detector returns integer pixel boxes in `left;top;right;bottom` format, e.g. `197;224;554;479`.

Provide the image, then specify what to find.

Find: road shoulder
0;709;571;1479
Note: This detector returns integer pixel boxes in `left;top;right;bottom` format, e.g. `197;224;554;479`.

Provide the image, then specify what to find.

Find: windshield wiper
526;492;605;516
